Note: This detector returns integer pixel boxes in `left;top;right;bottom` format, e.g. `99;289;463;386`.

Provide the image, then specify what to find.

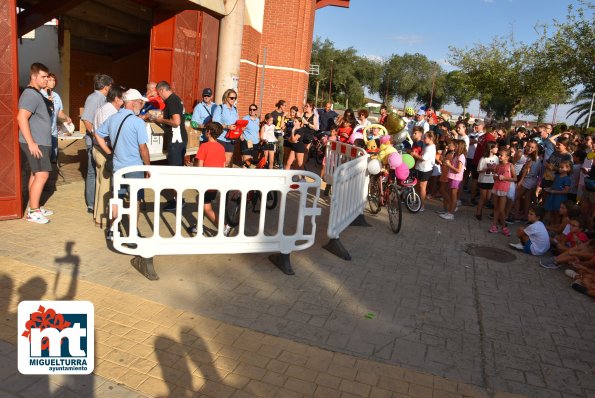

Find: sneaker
419;207;425;212
509;242;524;251
505;217;515;225
106;230;113;241
565;269;578;279
539;258;560;269
439;212;454;220
188;225;198;235
502;227;511;237
223;225;233;237
571;282;588;295
26;209;49;224
454;206;459;213
457;200;462;207
39;206;53;216
163;200;176;211
488;225;499;233
435;210;448;214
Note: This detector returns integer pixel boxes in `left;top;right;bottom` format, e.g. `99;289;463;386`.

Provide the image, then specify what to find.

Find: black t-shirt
163;93;187;143
271;110;284;131
318;109;338;132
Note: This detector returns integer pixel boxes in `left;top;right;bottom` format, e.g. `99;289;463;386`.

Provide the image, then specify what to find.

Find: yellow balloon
385;111;406;135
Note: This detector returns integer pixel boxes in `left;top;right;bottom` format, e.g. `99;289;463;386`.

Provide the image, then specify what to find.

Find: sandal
502;227;511;237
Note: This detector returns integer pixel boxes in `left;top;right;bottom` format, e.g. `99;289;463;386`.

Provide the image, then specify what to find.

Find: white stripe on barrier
109;166;322;258
323;140;367;186
326;154;369;240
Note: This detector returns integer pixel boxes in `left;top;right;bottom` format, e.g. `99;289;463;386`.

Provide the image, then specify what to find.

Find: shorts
20;143;52;173
217;139;236;153
416;170;432;182
204;190;217;204
492;189;508;197
262;142;276;151
240;139;255;156
291;141;306;154
523;239;533;254
167;141;186;166
448;179;462;189
478;182;494;190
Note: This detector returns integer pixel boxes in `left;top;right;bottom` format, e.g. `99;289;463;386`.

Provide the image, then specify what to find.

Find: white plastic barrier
109;165;322;279
323;142;370;260
323;140;367;186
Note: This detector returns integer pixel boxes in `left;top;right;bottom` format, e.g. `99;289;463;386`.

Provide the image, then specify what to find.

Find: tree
547;2;595;92
567;89;595;127
449;34;571;122
444;70;476;116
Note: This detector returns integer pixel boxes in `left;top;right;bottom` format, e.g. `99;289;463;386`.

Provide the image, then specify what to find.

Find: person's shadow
53;241;80;300
154;328;228;397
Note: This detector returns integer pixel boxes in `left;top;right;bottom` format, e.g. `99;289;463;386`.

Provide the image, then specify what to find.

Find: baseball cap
416;110;425;116
202;88;213;96
123;89;148;102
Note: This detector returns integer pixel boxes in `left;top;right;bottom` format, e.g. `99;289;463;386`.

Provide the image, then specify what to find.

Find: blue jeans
85;140;96;210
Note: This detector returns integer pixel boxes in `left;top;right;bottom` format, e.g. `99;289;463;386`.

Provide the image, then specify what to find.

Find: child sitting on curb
509;205;550;256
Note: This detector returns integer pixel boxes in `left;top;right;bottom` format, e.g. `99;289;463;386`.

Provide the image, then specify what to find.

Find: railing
322;142;370;260
323;140;367;186
109;166;322;279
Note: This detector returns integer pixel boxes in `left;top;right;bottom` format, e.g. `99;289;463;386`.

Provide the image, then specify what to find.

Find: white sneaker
39;206;53;216
26;209;49;224
439;212;454;220
564;269;578;279
454;206;459;213
223;225;233;237
457;200;462;207
509;242;524;251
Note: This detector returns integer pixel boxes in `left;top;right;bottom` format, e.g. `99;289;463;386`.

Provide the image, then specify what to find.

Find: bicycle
399;174;422;213
367;170;402;233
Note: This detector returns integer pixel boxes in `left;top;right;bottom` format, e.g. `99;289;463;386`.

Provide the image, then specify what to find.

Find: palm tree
567;89;595;127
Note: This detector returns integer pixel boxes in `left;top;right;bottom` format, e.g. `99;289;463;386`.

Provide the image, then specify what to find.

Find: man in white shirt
414;109;429;133
92;86;124;227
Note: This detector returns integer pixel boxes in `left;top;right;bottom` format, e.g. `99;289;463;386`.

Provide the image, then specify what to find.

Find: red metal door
149;10;219;112
0;0;22;220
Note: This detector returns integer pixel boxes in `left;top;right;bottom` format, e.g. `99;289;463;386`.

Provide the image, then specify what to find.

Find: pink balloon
348;131;363;144
395;162;409;180
388;152;402;169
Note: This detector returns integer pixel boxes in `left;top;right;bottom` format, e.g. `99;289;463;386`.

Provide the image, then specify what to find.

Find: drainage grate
464;244;517;263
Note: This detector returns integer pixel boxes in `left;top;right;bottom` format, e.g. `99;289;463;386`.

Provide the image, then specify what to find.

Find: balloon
402;153;415;169
367;159;382;175
395;162;409;180
379;135;391;145
363;124;388;144
393;129;409;144
385;111;406;135
388;152;402;170
348;131;363;145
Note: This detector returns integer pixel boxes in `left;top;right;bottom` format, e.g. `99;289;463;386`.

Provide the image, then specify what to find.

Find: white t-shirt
477;155;499;184
415;144;436;172
524;221;550;255
459;134;470;151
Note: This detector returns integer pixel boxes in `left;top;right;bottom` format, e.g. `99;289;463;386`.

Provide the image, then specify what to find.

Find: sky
313;0;589;123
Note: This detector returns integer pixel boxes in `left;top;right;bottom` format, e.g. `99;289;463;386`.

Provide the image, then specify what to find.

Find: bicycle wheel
387;184;402;233
265;191;278;209
405;189;422;213
225;191;242;227
368;175;382;214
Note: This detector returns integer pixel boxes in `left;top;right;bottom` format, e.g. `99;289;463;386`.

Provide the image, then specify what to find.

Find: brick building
0;0;349;220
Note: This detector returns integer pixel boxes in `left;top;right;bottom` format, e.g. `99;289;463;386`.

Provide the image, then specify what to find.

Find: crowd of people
16;62;594;298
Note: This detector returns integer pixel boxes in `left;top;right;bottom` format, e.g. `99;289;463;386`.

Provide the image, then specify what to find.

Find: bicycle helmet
405;107;415;117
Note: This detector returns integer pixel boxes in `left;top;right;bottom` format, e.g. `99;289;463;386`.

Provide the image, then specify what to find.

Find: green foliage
567;89;595;127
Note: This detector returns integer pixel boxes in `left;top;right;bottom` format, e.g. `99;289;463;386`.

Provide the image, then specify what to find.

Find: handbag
105;114;132;174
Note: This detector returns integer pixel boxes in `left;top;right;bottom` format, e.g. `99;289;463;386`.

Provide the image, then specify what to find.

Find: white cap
123;89;148;102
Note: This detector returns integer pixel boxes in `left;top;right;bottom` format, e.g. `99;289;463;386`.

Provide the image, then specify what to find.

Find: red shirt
473;132;497;166
197;141;225;167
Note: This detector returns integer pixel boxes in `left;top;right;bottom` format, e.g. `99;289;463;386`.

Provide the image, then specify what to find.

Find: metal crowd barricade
322;142;370;260
109;166;322;280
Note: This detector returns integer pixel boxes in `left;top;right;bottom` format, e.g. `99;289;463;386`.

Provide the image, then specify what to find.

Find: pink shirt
447;154;466;181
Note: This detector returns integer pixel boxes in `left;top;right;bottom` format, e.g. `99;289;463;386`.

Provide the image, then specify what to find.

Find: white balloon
367;159;382;175
393;129;409;144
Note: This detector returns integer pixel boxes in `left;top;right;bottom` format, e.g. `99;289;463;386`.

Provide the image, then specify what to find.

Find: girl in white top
475;141;498;220
410;131;436;211
260;113;277;169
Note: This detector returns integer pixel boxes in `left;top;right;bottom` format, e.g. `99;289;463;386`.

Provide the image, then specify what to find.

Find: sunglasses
228;96;237;100
249;108;257;111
